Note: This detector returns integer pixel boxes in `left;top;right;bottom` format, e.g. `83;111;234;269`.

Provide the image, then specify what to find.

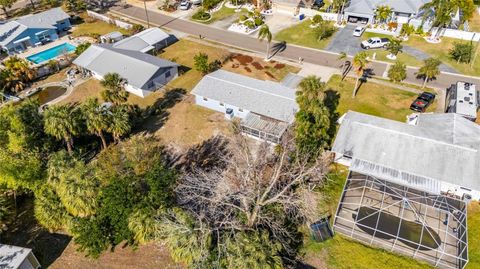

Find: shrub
400;24;414;37
194;53;210;74
316;21;335;40
244;20;255;29
254;17;264;26
75;42;91;55
192;9;211;20
312;14;323;25
450;42;474;63
415;25;424;35
239;15;248;21
388;61;407;82
203;0;221;10
131;24;145;34
387;21;398;31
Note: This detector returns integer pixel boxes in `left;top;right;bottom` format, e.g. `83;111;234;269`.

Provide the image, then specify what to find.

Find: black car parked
410;92;436;112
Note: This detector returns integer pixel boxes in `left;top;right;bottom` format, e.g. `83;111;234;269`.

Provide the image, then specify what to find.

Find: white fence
87;10;133;30
298;8;337;21
441;28;480;41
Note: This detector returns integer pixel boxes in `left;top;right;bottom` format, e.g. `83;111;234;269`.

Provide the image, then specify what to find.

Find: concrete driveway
326;24;363;55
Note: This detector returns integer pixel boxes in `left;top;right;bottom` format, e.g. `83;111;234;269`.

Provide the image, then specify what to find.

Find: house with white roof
332;111;480;200
343;0;430;24
0;7;71;54
0;244;41;269
191;70;299;143
73;44;178;97
111;27;170;54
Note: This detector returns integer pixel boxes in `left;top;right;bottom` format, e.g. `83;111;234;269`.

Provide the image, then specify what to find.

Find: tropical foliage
295;76;333;157
101;73;129;105
417;57;441;88
75;42;91;55
450;42;474;63
388;61;407;82
352;51;369;97
258;24;273;59
0;56;36;93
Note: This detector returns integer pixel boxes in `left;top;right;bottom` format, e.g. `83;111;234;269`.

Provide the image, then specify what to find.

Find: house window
239;108;243;112
219;102;224;106
165;71;171;78
203;97;208;101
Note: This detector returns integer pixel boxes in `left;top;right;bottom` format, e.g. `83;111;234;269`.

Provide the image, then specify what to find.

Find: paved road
111;5;480;89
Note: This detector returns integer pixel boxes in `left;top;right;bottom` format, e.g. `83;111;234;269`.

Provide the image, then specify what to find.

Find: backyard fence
87;10;133;30
441;28;480;42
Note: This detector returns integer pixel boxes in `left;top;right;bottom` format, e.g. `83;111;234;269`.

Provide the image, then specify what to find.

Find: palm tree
82;98;110;149
352;52;370;98
420;0;474;40
375;5;392;23
417;58;441;88
385;38;403;59
101;73;129;104
108;105;131;142
3;56;36;85
47;59;59;72
257;24;272;60
44;104;81;154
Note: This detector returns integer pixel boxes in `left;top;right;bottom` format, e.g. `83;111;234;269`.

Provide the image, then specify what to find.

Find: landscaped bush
399;24;415;37
192;9;211;21
312;14;323;25
450;42;474;63
254;17;264;26
315;21;335;40
387;21;398;31
244;20;255;29
415;25;424;35
203;0;222;10
239;14;248;21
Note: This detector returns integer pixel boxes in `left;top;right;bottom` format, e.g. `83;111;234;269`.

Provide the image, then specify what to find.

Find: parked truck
361;37;390;49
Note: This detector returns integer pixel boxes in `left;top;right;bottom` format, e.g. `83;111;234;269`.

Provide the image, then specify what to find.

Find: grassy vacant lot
72;13;131;38
467;201;480;269
275;20;336;50
326;75;436;122
154;96;232;148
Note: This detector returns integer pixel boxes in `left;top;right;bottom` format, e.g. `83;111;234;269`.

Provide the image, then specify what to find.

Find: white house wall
194;94;250;119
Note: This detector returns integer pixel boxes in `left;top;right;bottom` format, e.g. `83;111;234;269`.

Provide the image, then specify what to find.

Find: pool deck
15;36;89;66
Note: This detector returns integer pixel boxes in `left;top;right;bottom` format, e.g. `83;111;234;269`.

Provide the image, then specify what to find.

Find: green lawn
72;19;131;38
201;6;247;24
468;11;480;32
326;75;436;122
275;20;336;50
467;201;480;269
403;36;480;76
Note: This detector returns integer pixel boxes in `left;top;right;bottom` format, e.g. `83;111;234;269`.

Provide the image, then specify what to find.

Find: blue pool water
27;43;76;64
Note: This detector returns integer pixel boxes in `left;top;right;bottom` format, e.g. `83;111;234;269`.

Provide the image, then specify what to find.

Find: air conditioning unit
225;108;234;120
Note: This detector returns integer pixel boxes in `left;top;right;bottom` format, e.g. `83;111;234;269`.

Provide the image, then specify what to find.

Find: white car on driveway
178;0;191;10
353;26;365;37
361;37;390;49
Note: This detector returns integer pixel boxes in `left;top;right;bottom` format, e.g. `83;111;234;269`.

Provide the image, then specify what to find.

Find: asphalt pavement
110;5;480;89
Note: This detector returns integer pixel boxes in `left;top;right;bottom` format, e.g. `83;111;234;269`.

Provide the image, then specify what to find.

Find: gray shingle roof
191;70;298;122
73;44;178;89
332;111;480;192
112;27;169;52
0;7;69;47
345;0;430;15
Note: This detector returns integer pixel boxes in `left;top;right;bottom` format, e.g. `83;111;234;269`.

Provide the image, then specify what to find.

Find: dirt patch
50;242;180;269
274;63;285;69
232;54;253;65
244;66;252;73
251;62;264;70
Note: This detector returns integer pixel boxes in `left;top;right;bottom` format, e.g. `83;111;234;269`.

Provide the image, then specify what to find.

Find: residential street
111;5;480;89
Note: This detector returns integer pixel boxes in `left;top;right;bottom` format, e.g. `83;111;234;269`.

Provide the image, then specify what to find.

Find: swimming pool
26;43;76;64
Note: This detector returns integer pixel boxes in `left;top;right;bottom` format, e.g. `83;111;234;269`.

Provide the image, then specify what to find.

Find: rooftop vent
459;100;464;103
464;97;471;102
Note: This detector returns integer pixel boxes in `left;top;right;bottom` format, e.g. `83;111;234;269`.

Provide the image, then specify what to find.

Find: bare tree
173;131;331;257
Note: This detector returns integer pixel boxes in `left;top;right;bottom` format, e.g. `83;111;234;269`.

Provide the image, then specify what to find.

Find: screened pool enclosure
334;172;468;269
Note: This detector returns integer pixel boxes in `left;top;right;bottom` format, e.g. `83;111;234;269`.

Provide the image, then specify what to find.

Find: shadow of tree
1;196;71;268
136;88;186;134
270;41;287;59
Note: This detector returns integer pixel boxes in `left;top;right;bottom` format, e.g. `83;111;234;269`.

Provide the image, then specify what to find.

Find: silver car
179;1;191;10
353;26;365;37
